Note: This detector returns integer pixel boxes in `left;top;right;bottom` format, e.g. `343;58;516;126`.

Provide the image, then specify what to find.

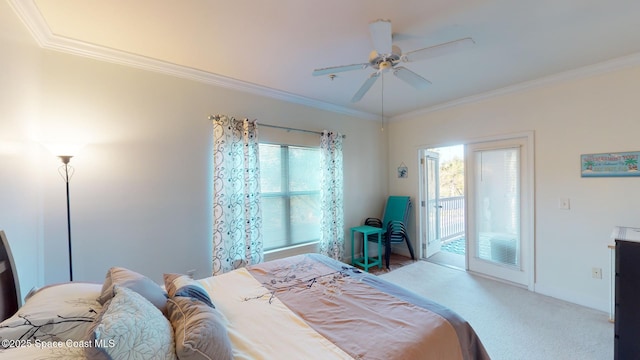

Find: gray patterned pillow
166;296;233;360
98;267;168;314
163;273;214;308
86;286;177;360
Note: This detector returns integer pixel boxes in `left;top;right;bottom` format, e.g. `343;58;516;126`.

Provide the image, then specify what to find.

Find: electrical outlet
592;267;602;279
559;198;570;210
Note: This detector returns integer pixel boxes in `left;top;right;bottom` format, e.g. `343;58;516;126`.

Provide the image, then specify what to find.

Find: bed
0;230;489;359
0;231;20;323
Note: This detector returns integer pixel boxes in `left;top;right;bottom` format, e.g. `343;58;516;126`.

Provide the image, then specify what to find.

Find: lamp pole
59;155;73;281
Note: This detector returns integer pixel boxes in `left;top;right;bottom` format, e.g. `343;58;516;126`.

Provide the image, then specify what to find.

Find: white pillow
0;282;102;345
86;286;177;360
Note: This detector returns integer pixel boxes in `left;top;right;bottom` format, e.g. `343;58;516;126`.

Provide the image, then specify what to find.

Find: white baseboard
533;283;609;314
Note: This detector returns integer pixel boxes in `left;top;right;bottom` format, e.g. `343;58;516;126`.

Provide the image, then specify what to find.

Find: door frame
419;150;442;258
416;131;535;290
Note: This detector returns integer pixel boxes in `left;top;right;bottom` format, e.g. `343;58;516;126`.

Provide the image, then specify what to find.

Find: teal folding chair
364;196;415;268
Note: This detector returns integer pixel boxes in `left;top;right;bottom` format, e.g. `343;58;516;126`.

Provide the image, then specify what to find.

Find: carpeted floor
379;260;613;360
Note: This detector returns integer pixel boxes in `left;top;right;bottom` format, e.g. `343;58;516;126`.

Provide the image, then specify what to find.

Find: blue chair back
381;196;411;226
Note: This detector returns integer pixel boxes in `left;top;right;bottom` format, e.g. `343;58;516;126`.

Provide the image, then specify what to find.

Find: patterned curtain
319;130;345;260
212;115;263;275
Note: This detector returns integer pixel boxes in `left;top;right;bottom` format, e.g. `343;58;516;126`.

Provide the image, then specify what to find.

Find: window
259;143;321;251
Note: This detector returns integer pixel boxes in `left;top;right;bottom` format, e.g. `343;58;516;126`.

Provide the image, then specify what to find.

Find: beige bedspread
247;254;466;360
199;267;353;360
208;253;489;360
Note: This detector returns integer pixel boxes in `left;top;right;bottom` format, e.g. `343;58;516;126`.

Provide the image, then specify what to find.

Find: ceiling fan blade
393;66;431;89
369;19;392;55
312;63;369;76
402;37;475;63
351;72;380;103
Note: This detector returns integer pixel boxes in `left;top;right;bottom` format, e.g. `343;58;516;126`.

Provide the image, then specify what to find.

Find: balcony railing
439;196;464;241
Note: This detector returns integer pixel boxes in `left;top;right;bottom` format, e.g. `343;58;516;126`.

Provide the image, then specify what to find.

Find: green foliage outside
440;156;464;197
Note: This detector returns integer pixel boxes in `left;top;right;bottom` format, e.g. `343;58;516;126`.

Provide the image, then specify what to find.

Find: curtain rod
209;115;345;138
260;123;321;135
261;123;346;138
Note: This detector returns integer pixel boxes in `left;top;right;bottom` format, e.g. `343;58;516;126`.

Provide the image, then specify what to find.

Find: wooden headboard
0;230;21;322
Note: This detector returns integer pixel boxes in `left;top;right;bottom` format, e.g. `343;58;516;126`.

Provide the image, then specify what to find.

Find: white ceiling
9;0;640;120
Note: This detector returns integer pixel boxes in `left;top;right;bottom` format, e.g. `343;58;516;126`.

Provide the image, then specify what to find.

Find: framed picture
581;151;640;177
397;163;408;178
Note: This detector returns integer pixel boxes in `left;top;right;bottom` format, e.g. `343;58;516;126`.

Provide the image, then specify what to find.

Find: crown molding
10;0;640;124
7;0;379;122
7;0;51;45
392;51;640;122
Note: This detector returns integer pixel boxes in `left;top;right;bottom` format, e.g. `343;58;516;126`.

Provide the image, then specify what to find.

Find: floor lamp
57;155;75;281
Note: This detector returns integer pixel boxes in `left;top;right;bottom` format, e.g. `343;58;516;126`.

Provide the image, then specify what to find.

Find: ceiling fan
312;19;474;102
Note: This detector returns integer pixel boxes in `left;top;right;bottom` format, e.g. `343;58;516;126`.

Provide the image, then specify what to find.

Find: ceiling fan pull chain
381;73;384;131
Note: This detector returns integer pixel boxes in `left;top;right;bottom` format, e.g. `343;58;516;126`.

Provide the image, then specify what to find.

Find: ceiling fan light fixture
379;61;393;71
312;19;473;102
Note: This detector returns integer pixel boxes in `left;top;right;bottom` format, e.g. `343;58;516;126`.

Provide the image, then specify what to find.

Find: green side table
351;225;383;272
